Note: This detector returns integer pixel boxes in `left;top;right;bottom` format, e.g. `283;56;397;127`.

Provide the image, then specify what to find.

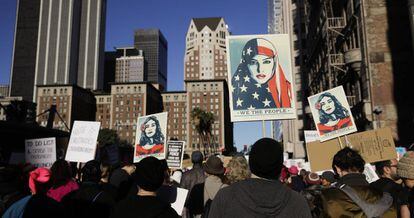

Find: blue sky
0;0;272;150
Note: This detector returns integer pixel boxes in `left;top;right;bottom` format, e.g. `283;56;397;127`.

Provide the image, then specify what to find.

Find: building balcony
327;17;346;29
328;54;344;66
347;95;357;107
344;48;362;72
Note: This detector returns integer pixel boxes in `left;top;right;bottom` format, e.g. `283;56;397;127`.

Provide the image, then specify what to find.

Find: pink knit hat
29;168;51;194
288;166;299;175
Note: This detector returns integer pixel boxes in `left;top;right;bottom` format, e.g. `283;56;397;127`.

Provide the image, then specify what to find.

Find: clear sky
0;0;273;151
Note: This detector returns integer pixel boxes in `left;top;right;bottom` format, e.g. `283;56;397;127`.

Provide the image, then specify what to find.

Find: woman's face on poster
144;119;157;138
248;54;275;84
320;96;336;114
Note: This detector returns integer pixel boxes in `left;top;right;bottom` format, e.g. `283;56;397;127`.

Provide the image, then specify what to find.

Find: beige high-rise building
36;84;96;131
109;82;163;144
95;93;111;129
162;92;187;142
184;17;230;81
115;47;145;83
185;80;233;154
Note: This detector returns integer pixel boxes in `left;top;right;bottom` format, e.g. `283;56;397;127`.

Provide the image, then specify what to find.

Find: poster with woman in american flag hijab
226;34;296;122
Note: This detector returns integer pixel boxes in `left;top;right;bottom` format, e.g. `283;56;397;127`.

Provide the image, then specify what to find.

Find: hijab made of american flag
231;38;291;110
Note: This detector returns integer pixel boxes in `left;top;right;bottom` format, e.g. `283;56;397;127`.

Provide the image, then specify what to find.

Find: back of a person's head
133;156;164;192
81;160;102;183
332;147;365;174
249;138;283;180
226;155;251;184
50;159;73;188
374;160;391;176
191;151;203;165
29;168;51;195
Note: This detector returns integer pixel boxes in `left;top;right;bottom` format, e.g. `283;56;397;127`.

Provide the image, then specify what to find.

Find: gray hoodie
208;178;312;218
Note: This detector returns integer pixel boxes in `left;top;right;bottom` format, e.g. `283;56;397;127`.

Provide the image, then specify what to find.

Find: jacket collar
338;173;369;186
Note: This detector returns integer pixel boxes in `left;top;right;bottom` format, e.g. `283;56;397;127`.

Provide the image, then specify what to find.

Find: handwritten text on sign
25;137;56;168
65;121;101;163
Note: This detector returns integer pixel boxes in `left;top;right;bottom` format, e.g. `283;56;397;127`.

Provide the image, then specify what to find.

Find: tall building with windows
134;29;168;91
162;92;187;142
77;0;107;90
9;0;41;101
185;80;233;154
184;18;229;81
268;0;307;157
10;0;107;102
115;47;145;83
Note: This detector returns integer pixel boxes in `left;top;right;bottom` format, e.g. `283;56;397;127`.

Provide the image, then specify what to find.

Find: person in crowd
319;147;396;217
186;155;227;217
62;160;115;218
287;166;306;192
397;151;414;218
180;151;205;192
110;156;178;218
371;159;403;216
109;164;136;201
47;159;79;202
0;165;30;215
225;155;251;185
304;172;321;187
3;168;66;218
209;138;312;218
180;150;205;218
301;173;323;217
100;163;111;184
320;171;337;187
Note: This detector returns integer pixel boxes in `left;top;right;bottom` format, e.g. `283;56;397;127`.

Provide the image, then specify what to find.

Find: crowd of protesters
1;138;414;217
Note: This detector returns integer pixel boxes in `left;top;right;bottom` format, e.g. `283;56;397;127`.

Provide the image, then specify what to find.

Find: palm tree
190;107;215;155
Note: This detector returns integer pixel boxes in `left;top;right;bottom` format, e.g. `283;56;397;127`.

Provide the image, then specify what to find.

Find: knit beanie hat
397;151;414;179
249;138;283;180
305;172;321;185
134;156;164;192
29;168;51;194
191;151;203;164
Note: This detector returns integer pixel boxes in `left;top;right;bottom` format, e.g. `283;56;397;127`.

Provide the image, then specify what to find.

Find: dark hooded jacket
320;173;396;218
208;178;312;218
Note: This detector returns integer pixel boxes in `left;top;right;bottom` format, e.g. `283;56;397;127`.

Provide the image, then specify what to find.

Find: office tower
162;92;187;141
184;17;230;81
10;0;107;102
115;47;145;83
268;0;306;157
77;0;106;90
9;0;41;101
134;29;168;91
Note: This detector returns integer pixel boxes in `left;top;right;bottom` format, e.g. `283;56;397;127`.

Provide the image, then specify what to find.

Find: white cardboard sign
25;137;56;168
65;121;101;163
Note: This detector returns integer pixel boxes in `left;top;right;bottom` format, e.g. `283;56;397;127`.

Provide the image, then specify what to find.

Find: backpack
338;184;393;218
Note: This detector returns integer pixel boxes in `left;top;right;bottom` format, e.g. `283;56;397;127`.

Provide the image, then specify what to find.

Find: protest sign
306;127;397;172
166;141;185;169
226;34;296;122
304;130;319;143
308;86;357;141
65;121;101;163
134;112;168;163
25;137;56;168
396;147;407;160
157;186;188;216
363;164;379;183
